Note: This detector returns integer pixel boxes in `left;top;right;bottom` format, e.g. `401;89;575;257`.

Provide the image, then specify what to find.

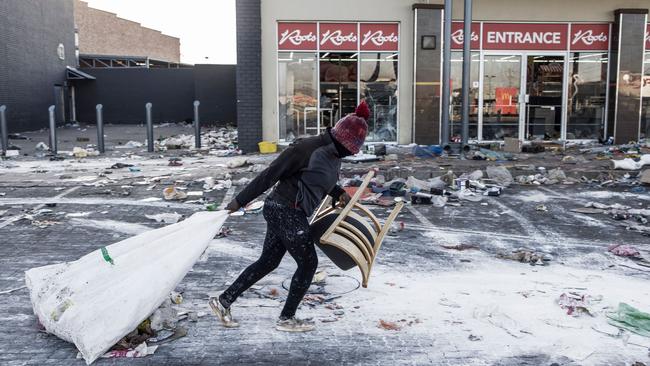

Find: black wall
194;64;237;124
0;0;76;132
75;65;236;126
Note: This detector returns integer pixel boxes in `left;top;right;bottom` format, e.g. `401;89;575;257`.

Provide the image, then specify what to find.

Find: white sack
25;211;229;365
611;154;650;170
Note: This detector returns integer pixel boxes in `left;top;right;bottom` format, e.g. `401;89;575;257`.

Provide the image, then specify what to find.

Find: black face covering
328;128;353;158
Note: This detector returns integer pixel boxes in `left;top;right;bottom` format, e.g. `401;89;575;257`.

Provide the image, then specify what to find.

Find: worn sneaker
275;317;315;332
209;296;239;328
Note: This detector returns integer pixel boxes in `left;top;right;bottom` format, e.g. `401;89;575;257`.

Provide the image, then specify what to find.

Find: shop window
642;52;650;140
360;53;398;142
319;53;358;134
450;51;479;141
278;52;318;141
482;55;522;140
566;52;608;140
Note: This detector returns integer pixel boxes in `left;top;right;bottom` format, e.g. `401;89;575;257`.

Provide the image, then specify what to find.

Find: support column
412;4;444;145
235;0;263;153
608;9;648;143
460;0;472;146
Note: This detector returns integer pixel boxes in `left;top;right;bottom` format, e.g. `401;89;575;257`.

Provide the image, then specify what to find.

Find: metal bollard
145;103;153;152
48;105;57;154
0;105;7;154
96;104;105;154
193;100;201;149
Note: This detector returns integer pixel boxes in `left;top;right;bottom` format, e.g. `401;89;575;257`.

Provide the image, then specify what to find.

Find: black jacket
235;129;346;217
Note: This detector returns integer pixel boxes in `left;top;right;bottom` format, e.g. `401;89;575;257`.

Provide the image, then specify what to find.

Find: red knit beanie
331;101;369;155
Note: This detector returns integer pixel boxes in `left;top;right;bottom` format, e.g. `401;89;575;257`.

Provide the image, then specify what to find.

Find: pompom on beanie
331;101;369;155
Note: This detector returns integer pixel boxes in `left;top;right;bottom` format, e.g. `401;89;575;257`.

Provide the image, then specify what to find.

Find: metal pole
145;102;153;152
96;104;104;154
193;100;201;149
441;0;453;147
0;105;7;154
48;105;57;154
461;0;472;146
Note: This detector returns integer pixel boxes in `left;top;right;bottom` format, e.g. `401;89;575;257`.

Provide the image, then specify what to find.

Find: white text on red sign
320;30;357;46
279;29;316;46
572;29;607;46
361;30;398;47
451;29;479;45
486;31;562;45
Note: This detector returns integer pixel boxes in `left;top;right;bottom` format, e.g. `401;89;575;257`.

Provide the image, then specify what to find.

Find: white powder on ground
512;191;554;203
69;218;152;235
578;191;650;201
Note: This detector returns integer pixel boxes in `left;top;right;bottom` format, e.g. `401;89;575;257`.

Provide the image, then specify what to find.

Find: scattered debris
557;292;598;317
145;213;183;224
168;158;182;167
226;157;249;169
486;166;513;187
35;142;49;152
611;155;650;170
641;170;650;185
608;244;641;258
440;244;479;251
162;186;187;201
498;249;552;266
378;319;402;331
115;140;144;149
110;163;134;169
77;342;158;360
607;303;650;337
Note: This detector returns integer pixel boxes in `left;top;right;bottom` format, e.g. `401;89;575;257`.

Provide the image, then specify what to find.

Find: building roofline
78;0;181;40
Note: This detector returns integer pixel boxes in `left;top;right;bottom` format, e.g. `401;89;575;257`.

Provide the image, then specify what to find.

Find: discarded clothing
608;244;641;258
557;292;597;317
607;303;650;338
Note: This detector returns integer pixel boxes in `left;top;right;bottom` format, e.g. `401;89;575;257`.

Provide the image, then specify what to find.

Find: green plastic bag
607;302;650;338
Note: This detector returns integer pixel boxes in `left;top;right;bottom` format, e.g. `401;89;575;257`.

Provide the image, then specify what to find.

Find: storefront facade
236;0;650;151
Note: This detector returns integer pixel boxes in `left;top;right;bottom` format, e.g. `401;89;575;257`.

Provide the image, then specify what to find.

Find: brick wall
236;0;263;153
74;0;180;63
0;0;76;132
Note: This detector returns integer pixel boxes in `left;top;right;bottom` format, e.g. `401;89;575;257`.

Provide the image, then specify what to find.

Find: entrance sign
451;22;481;50
570;24;610;51
360;23;399;51
482;23;568;50
278;22;317;50
320;23;358;51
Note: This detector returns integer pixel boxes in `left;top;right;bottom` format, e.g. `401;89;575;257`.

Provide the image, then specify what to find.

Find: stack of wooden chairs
310;171;404;287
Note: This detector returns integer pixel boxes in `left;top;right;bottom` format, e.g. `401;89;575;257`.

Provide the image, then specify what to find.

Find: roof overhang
66;66;96;80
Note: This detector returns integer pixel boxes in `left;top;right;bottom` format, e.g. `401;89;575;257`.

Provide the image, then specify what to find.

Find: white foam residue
199;238;260;261
578;191;650;201
343;261;650;364
69;218;152;235
65;212;92;218
513;191;553;203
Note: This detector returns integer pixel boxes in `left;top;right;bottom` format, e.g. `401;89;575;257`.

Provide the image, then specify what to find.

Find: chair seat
310;212;374;270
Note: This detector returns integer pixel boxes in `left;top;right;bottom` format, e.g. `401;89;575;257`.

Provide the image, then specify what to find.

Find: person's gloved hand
332;192;351;209
225;199;241;213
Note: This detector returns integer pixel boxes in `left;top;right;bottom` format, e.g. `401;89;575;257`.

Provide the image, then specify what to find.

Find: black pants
220;199;318;319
